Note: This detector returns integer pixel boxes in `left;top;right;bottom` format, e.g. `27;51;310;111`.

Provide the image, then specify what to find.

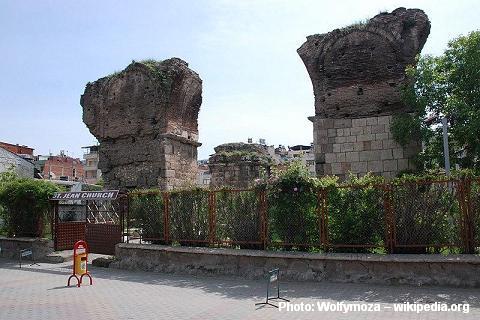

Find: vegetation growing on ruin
340;17;370;31
103;59;173;91
139;59;174;93
215;150;273;165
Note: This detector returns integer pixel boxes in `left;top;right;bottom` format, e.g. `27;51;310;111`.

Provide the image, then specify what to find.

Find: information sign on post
19;248;39;268
255;268;289;308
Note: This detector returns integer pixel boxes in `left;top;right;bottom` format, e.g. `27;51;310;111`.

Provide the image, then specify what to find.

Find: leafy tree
392;31;480;171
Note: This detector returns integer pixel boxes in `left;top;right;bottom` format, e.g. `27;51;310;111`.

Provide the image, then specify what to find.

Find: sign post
67;240;93;287
19;248;39;268
255;268;289;308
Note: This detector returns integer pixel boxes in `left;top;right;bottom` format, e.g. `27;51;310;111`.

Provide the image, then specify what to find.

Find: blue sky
1;0;479;160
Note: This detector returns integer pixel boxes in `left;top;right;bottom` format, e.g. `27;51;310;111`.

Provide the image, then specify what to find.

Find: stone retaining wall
0;237;53;261
113;243;480;287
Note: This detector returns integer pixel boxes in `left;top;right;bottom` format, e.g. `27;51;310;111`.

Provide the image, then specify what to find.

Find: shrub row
0;171;60;237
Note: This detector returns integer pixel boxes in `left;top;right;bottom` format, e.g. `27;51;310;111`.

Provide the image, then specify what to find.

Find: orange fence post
458;179;474;254
163;192;170;244
382;184;395;253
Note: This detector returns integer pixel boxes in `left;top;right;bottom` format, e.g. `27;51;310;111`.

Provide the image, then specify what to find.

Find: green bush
325;174;386;253
215;189;261;248
266;162;319;250
0;177;59;237
391;179;461;253
168;189;209;245
129;191;164;243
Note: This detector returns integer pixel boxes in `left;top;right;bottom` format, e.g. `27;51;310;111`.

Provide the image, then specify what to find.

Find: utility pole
442;117;451;176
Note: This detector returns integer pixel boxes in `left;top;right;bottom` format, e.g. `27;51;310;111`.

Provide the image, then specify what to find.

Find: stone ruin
81;58;202;190
298;7;430;179
208;143;272;189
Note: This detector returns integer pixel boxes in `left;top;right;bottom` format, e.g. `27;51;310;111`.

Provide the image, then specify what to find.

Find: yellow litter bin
75;252;87;275
67;240;93;287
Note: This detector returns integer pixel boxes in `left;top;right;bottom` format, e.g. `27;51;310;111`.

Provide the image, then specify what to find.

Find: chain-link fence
266;187;320;250
391;180;462;253
125;179;479;253
325;184;386;252
128;192;164;243
215;190;263;248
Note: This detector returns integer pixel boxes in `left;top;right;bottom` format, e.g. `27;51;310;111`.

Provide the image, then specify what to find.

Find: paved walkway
0;258;479;319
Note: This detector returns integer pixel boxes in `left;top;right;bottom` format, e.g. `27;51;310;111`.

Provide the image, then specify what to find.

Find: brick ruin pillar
298;8;430;179
81;58;202;190
208;143;272;189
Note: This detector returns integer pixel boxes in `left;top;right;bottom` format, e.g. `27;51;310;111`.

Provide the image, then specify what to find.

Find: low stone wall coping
0;236;50;244
117;243;480;264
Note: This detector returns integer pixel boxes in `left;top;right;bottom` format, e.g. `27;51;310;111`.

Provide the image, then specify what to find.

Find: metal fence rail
125;179;480;253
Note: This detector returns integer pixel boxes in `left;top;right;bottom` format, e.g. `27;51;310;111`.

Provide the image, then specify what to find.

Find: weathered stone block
325;153;336;163
335;136;347;144
383;159;398;171
317;129;328;138
315;153;326;163
383;139;396;149
357;134;375;142
350;127;363;136
345;152;359;162
375;133;389;141
377;116;391;125
393;148;404;159
371;124;385;134
334;119;352;128
371;140;383;150
352;118;367;127
360;150;382;162
345;136;356;143
367;160;383;172
351;161;368;173
317;118;334;129
398;158;409;171
337;152;346;162
331;163;344;175
381;149;393;160
354;142;365;152
324;163;332;175
341;143;354;152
